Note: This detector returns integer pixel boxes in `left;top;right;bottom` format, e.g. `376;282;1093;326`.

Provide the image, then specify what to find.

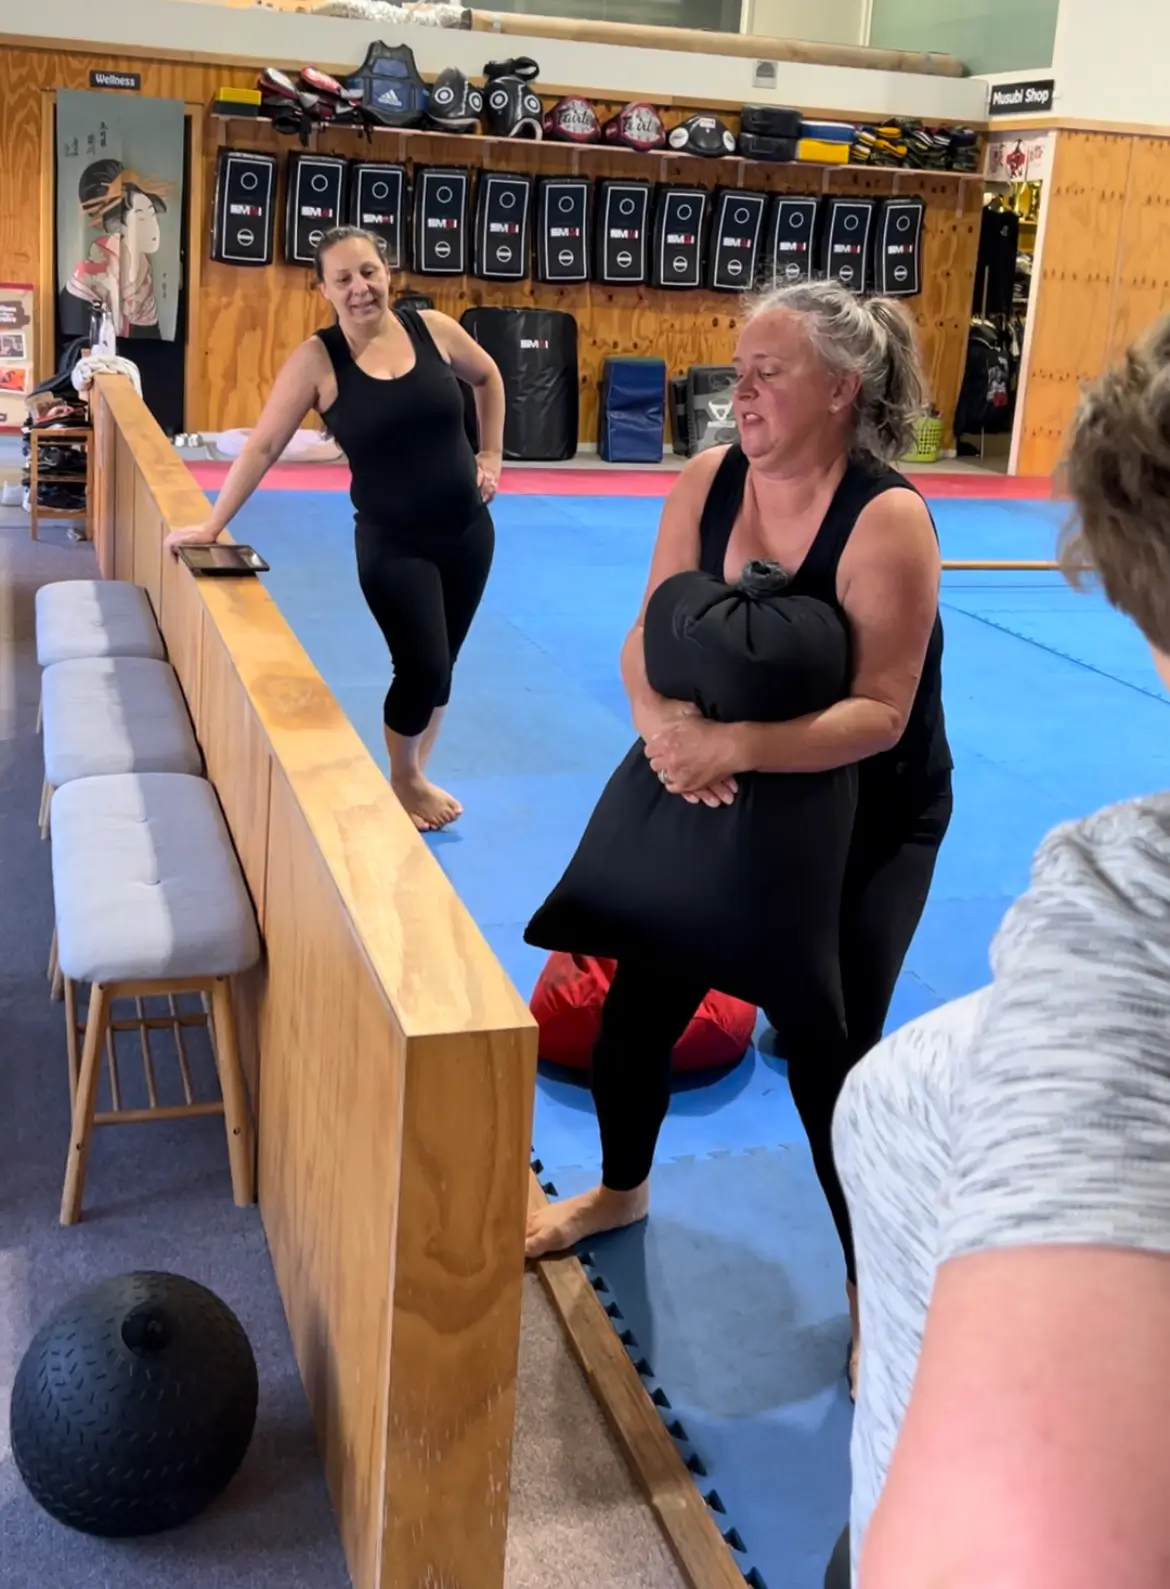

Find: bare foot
391;774;463;832
526;1182;650;1260
846;1279;861;1400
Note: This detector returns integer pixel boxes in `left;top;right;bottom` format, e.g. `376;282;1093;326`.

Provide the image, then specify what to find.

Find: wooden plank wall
91;373;538;1589
1015;129;1170;476
0;40;982;443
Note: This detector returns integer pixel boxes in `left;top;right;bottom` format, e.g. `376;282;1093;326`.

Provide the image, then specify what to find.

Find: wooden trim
37;90;55;387
528;1174;747;1589
183;104;205;434
1008;128;1059;476
990;115;1170;139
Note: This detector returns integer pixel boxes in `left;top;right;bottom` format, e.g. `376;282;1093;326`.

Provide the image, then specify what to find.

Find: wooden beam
528;1174;747;1589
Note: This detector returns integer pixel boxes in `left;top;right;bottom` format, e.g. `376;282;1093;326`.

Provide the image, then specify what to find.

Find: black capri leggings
592;771;953;1283
355;507;495;738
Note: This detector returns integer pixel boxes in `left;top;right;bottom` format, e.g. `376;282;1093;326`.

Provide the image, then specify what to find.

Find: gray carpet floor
0;511;685;1589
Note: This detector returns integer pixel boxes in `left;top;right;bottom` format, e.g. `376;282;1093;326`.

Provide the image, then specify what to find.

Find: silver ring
659;769;669;785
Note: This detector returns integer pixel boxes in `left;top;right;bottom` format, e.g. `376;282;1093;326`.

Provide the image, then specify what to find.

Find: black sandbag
525;566;857;1045
460;306;578;460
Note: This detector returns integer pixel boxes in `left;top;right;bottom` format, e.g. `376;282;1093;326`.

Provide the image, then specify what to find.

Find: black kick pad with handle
819;197;876;293
473;171;534;281
536;176;591;283
349;162;407;269
706;188;768;292
650;186;708;290
594;180;651;285
284;153;348;267
762;195;820;287
872;197;925;297
412;166;471;274
211;149;278;267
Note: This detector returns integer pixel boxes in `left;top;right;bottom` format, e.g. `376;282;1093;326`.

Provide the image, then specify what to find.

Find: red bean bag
531;952;757;1074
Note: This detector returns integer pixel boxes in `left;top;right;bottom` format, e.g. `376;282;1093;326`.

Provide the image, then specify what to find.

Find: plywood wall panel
2;41;981;443
1103;137;1170;366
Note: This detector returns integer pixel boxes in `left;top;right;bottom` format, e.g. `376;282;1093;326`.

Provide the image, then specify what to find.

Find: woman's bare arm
731;488;940;773
422;310;506;458
167;339;324;547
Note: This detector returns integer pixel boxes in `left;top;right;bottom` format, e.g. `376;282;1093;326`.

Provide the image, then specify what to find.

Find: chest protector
543;97;600;144
483;58;544;139
667;114;736;158
345;42;430;128
427;67;483;133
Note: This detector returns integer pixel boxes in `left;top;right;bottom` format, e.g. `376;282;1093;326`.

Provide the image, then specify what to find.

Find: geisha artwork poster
55;91;185;344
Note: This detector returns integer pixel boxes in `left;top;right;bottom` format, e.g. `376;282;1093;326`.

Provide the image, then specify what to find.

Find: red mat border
185;459;1054;502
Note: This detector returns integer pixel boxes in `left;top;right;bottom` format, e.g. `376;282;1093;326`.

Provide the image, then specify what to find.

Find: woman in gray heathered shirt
832;314;1170;1589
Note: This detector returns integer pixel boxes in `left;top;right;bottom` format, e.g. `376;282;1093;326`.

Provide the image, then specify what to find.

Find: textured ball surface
10;1271;258;1538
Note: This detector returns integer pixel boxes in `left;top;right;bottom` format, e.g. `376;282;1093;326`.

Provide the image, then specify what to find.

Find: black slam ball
9;1271;259;1537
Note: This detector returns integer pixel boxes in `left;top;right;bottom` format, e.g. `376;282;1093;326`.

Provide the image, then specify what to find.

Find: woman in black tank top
527;282;953;1397
163;226;505;834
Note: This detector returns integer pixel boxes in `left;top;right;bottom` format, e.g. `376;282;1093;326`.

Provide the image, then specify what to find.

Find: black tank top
316;309;483;535
699;444;951;786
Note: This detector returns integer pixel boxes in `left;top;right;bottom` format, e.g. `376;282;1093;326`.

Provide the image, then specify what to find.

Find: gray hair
744;280;928;464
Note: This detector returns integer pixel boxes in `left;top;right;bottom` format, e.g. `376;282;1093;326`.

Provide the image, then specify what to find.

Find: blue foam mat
546;1149;854;1589
235;484;1170;1583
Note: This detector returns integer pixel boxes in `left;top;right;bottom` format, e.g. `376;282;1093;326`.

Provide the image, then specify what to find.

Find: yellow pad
798;139;851;165
216;87;263;105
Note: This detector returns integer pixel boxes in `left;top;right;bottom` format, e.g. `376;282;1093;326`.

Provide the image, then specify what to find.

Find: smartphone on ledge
177;543;270;576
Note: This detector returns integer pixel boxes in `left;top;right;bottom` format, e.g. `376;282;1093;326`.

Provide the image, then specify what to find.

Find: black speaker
210;150;277;267
461;306;579;461
412;167;471;275
650;186;708;290
820;197;877;294
284;153;347;267
594;180;651;286
349;162;407;270
473;172;533;282
706;189;768;292
873;197;925;297
763;195;820;287
536;177;591;284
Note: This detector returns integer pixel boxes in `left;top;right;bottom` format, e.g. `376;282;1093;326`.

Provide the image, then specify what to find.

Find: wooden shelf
29;422;92;542
210;111;987;186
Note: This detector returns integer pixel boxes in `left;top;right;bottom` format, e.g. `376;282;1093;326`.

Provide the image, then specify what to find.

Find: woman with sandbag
525;280;951;1388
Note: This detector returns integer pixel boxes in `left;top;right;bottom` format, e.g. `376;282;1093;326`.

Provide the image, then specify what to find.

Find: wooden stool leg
209;978;254;1206
38;781;52;840
47;928;57;984
61;983;111;1225
63;976;79;1100
35;687;42;735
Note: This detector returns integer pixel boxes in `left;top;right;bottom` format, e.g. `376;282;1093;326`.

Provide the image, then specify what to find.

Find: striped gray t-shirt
833;794;1170;1583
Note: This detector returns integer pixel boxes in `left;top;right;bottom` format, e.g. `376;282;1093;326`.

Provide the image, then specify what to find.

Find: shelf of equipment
28;426;93;543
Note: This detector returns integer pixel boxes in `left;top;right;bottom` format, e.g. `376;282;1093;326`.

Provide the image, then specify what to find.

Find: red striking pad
531;952;756;1074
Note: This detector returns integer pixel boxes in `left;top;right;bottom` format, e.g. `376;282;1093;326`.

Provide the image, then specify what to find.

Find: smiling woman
162;225;507;834
524;279;952;1401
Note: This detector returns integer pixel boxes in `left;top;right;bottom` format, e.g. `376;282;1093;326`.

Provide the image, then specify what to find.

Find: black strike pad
473;172;533;281
706;189;768;292
594;180;651;285
349;162;407;270
284;154;347;267
210;150;277;267
525;568;857;1036
536;177;591;284
740;104;802;140
650;186;708;290
873;197;925;297
686;364;737;453
412;167;470;274
460;306;579;461
763;195;819;286
820;197;876;293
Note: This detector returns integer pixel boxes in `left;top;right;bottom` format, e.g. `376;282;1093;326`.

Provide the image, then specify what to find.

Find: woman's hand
477;450;502;504
163;523;220;559
645;716;740;808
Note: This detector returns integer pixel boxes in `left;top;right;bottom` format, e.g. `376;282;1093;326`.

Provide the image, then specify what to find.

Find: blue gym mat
230;483;1170;1589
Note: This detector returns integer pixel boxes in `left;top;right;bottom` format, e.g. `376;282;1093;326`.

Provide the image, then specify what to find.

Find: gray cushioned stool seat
35;579;165;668
42;657;202;787
51;772;261;986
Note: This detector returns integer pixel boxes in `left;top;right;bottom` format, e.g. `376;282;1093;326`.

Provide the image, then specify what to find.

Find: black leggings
592;773;953;1283
355;508;495;738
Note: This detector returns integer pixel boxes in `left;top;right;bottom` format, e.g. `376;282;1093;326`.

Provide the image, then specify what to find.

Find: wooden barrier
91;372;538;1589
